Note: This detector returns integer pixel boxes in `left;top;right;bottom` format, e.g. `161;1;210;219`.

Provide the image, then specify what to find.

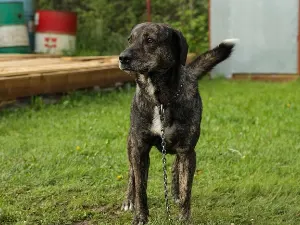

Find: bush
36;0;208;55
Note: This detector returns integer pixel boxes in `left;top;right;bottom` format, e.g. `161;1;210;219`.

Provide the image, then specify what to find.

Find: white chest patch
150;106;162;135
145;78;155;96
138;74;155;99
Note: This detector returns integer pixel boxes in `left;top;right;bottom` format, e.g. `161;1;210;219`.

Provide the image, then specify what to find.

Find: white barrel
35;10;77;55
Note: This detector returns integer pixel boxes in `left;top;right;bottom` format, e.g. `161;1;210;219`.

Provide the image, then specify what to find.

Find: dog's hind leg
187;39;238;79
178;150;196;221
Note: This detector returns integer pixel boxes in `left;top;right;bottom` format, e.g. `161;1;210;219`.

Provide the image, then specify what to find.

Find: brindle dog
119;22;237;225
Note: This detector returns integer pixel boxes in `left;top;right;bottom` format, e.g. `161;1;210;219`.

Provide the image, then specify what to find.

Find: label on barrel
35;32;76;54
0;25;29;47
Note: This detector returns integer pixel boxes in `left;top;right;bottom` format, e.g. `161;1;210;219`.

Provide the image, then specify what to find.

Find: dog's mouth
119;61;149;75
120;66;135;75
119;61;134;72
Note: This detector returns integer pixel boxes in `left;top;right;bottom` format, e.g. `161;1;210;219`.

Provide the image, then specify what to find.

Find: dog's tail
187;39;239;79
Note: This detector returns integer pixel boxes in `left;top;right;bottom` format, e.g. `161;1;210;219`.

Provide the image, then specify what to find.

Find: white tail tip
222;38;240;45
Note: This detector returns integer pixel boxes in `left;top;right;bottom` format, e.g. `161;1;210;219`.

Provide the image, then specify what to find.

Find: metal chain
159;104;172;221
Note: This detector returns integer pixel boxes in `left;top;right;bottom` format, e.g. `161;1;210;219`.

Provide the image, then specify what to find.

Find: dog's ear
172;29;189;65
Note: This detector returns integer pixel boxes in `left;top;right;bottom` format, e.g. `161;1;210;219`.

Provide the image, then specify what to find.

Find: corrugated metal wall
210;0;299;78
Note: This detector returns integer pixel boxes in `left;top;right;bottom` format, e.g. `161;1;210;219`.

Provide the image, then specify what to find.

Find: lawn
0;79;300;225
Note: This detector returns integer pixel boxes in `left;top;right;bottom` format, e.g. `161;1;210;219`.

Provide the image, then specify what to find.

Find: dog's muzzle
119;50;133;70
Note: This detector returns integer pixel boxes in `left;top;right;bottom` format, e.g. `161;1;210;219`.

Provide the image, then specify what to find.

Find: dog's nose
119;51;132;64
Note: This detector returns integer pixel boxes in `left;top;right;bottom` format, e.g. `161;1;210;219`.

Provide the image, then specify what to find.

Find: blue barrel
0;0;35;52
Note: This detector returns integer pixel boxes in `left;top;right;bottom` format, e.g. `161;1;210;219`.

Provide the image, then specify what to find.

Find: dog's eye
147;38;154;43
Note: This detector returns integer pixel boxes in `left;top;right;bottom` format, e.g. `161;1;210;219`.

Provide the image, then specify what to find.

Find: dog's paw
121;200;134;211
178;209;191;222
178;214;190;223
132;214;148;225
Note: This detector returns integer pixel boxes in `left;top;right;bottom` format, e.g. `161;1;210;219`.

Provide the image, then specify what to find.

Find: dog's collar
160;81;184;107
172;82;184;99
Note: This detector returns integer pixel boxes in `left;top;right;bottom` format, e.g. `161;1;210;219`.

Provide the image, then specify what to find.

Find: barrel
0;1;30;53
0;0;35;52
35;10;77;54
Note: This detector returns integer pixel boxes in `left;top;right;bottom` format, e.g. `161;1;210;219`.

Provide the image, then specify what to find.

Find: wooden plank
0;57;117;69
0;54;59;61
232;74;299;82
0;53;195;61
0;53;197;102
61;56;117;61
0;54;195;77
0;58;64;68
0;68;133;101
0;60;118;77
0;78;8;98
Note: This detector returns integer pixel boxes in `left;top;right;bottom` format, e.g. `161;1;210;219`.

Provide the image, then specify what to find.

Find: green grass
0;79;300;225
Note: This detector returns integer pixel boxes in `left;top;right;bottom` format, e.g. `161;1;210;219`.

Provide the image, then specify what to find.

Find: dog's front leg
122;165;135;211
172;156;180;203
129;137;151;225
177;150;196;221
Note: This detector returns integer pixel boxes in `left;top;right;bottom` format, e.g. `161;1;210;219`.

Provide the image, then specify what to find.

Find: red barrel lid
36;10;77;35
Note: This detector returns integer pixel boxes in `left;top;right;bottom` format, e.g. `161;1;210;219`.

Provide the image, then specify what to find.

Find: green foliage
1;80;300;224
36;0;209;55
152;0;209;53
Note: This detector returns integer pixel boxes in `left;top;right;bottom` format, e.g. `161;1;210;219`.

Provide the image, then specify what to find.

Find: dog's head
119;22;188;74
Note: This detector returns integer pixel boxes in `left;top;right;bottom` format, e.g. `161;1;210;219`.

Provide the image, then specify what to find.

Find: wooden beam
0;54;197;102
232;74;299;82
0;54;60;61
0;68;134;101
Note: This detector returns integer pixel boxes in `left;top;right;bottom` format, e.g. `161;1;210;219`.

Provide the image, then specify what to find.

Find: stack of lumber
0;54;196;102
0;55;133;102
